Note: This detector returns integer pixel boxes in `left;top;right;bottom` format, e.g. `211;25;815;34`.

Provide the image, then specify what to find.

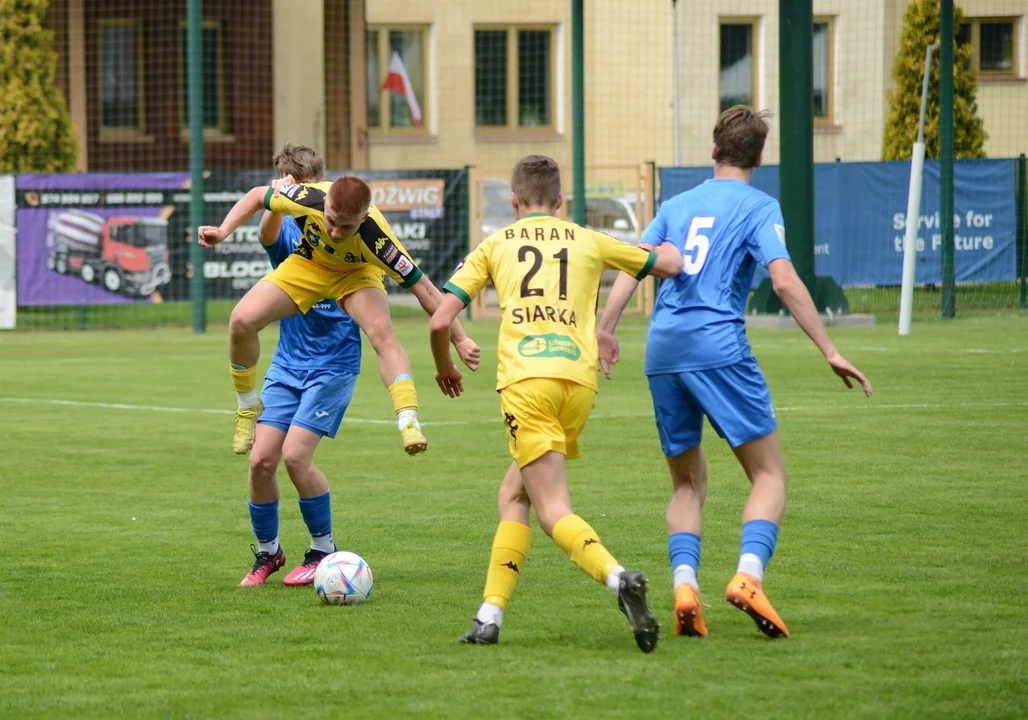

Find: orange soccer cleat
725;572;790;638
673;584;708;637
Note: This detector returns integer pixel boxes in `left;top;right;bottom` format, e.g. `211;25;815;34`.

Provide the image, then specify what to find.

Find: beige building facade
360;0;1026;184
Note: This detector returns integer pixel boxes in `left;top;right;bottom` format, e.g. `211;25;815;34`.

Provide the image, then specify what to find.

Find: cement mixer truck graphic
46;210;172;297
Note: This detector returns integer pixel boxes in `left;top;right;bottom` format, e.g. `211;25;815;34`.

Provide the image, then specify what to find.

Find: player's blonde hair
273;143;325;183
713;106;772;170
511;155;561;209
327;176;372;217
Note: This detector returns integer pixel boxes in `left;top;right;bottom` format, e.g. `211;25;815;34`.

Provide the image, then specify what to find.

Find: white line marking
0;398;1023;429
0;398;467;426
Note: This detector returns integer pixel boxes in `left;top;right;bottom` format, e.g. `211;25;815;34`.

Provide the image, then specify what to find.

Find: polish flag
381;51;423;127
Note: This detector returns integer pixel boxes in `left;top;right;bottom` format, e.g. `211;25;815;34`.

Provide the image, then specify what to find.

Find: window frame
178;19;227;136
97;18;147;141
813;15;835;127
959;16;1020;78
367;24;431;137
473;24;558;135
717;17;761;115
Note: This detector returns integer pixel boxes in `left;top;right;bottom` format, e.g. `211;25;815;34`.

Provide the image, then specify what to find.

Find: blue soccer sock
248;499;279;555
299;492;334;553
738;519;779;581
668;532;701;589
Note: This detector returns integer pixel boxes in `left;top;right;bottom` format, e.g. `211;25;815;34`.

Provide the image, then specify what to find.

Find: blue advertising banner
659;159;1017;285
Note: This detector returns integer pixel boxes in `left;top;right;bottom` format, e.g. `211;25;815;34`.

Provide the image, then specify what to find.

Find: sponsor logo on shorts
314;411;330;418
504;412;519;445
517;334;581;360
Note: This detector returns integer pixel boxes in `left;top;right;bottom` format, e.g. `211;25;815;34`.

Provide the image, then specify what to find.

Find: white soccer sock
737;553;764;581
258;538;279;555
310;534;334;553
476;602;504;627
673;564;699;591
237;390;258;409
605;565;626;595
397;408;419;431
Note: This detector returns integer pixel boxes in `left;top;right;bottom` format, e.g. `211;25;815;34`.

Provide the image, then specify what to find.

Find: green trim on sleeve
400;267;423;289
263;186;274;211
635;250;658;280
443;281;472;307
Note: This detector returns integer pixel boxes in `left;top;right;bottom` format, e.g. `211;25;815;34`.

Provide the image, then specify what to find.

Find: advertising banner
659;159;1017;285
13;168;469;307
14;173;190;306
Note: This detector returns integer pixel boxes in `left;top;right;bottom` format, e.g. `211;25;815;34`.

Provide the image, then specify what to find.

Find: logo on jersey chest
343;251;362;263
511;305;577;327
517;333;581;360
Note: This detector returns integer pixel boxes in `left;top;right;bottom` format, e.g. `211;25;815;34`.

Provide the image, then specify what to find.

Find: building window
959;17;1020;76
474;26;555;130
367;26;428;132
719;20;758;112
99;19;143;131
813;17;834;124
180;22;225;130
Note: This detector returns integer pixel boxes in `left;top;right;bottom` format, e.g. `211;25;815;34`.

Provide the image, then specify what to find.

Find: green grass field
1;314;1026;718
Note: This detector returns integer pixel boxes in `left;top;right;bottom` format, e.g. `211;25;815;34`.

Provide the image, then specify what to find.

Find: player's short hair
273;143;325;183
713;106;772;169
327;176;372;217
511;155;562;208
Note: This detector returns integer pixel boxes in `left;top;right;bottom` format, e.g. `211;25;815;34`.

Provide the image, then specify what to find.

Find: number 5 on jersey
683;217;714;275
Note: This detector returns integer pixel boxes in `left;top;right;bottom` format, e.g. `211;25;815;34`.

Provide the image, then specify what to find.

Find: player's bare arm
257;175;295;246
428;293;467;398
198;186;270;248
596;242;683;379
407;275;481;371
767;258;873;397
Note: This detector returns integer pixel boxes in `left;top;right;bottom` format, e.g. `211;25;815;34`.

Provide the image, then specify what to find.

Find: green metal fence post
1018;153;1027;309
940;0;956;318
187;0;206;333
571;0;585;226
779;0;815;293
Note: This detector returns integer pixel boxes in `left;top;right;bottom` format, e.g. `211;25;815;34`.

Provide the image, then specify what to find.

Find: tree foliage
0;0;79;173
882;0;985;161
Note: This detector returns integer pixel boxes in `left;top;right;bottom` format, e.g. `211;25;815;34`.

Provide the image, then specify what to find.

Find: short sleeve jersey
444;213;656;392
643;179;791;374
262;216;362;373
264;181;423;288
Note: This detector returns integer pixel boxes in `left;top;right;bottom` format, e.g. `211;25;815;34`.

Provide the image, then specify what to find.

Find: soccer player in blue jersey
240;146;362;586
597;106;873;638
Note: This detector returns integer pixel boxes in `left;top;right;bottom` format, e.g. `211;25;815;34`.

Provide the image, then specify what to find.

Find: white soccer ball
314;551;373;605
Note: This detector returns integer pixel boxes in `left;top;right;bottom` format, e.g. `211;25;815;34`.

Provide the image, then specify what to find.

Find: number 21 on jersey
683;217;714;275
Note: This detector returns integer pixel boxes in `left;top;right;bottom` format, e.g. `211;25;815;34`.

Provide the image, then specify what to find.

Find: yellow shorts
263;254;386;313
499;378;596;469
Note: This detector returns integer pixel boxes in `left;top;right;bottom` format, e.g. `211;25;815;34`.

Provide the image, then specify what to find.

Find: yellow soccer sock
388;377;418;415
552;514;620;585
482;521;532;610
229;364;258;407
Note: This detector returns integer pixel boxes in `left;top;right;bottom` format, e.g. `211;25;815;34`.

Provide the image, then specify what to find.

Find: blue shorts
647;357;777;457
258;364;358;439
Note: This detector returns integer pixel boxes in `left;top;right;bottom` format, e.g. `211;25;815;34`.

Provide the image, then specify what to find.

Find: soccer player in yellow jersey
197;144;479;456
429;155;683;653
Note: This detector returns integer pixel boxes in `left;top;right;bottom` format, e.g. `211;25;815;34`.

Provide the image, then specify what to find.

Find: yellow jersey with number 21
444;212;656;392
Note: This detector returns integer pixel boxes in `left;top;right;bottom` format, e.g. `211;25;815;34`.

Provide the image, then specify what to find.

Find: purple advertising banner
16;173;189;306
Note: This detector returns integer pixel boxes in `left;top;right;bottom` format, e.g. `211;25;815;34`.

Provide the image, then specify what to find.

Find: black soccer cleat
617;570;660;653
458;620;500;645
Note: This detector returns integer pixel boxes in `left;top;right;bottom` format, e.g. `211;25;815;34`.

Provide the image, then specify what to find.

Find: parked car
479;176;642;245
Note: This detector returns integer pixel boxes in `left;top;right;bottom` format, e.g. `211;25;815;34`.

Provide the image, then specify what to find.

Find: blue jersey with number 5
642;179;790;374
